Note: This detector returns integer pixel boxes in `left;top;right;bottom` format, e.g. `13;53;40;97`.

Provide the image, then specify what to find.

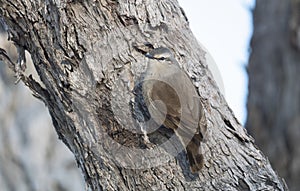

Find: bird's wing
145;78;181;129
150;79;181;117
177;72;201;124
147;71;201;132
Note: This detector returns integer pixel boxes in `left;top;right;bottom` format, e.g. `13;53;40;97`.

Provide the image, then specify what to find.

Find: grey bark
0;0;287;190
246;0;300;190
0;32;84;191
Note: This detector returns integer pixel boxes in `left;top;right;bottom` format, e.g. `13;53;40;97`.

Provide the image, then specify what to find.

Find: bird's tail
186;133;204;173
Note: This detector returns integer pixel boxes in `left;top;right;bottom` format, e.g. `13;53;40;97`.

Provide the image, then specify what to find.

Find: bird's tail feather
186;133;204;172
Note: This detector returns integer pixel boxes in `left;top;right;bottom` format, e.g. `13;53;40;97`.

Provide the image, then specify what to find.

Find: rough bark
247;0;300;190
0;0;287;190
0;31;84;191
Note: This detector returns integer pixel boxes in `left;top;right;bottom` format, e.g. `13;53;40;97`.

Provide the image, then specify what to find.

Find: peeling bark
0;0;288;190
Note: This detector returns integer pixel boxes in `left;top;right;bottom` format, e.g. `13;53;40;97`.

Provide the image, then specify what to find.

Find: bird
142;47;206;172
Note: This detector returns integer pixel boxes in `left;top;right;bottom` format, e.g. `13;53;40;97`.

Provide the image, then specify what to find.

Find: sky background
177;0;256;124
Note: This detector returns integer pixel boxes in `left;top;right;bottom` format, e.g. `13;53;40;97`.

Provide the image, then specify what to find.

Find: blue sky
178;0;255;124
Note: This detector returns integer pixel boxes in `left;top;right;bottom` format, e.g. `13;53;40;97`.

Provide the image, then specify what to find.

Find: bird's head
145;47;174;61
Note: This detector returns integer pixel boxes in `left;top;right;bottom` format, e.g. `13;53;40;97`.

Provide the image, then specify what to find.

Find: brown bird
142;47;206;172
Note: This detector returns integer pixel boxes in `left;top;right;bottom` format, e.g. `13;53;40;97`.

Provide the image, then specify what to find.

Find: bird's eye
158;57;166;60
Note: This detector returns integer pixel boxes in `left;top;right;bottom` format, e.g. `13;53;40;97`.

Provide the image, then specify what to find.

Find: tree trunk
0;0;287;190
247;0;300;190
